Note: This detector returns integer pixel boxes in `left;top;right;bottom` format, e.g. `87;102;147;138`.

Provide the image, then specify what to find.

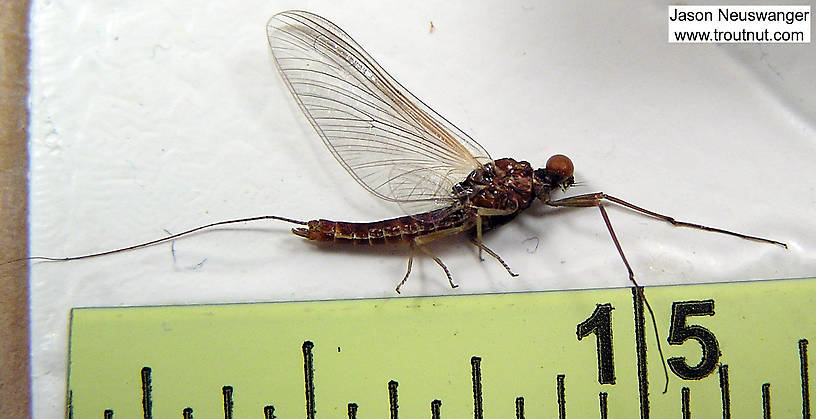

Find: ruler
67;277;815;418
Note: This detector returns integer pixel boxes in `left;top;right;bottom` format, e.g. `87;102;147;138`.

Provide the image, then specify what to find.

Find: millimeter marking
263;405;276;419
720;364;731;419
388;380;398;419
431;399;441;419
141;367;152;419
557;374;566;418
472;357;483;419
303;341;315;419
762;383;771;418
633;288;650;419
802;339;811;419
223;386;234;419
515;396;524;419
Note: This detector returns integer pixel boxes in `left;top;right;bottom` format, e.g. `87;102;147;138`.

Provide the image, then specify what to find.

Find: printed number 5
667;300;720;380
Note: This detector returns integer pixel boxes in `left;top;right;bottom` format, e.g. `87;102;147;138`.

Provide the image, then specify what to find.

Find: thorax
456;158;537;223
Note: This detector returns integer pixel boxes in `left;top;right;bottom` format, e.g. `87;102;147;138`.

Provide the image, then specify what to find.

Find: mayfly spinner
18;10;786;296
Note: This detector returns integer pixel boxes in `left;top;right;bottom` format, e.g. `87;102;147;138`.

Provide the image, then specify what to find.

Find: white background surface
28;1;815;417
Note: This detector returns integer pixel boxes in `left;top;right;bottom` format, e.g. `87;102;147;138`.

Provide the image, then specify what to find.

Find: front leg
547;192;786;248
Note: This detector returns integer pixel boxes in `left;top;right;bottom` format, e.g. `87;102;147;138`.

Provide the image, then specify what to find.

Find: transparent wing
267;10;492;213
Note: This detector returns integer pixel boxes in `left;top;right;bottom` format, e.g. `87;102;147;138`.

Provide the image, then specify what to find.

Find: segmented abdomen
292;207;472;245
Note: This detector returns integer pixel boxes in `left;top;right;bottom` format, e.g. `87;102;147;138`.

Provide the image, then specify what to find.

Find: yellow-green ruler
67;277;815;418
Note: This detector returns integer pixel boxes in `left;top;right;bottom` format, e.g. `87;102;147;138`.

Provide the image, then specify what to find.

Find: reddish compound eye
545;154;574;177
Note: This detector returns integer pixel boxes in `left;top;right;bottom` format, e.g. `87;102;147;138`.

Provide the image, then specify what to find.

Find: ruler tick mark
388;380;399;419
632;289;649;419
471;357;483;419
348;402;358;418
141;367;152;419
801;339;811;418
222;386;234;419
681;387;690;419
303;341;316;419
719;364;731;419
431;399;441;419
599;392;608;419
557;374;566;419
515;396;524;419
762;383;771;419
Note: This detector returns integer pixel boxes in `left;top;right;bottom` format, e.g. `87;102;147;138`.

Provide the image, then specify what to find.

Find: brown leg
395;243;415;294
473;207;517;262
396;241;457;292
416;242;457;289
468;238;518;277
475;215;484;261
547;192;786;248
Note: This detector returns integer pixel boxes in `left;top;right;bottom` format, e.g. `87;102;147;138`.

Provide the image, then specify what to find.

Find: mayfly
17;10;786;297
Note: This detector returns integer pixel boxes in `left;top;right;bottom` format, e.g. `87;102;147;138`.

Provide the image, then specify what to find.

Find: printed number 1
577;303;616;384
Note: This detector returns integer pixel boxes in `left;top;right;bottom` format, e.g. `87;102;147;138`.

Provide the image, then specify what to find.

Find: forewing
267;10;492;213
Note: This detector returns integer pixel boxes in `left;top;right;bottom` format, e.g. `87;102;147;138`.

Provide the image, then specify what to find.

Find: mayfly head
534;154;575;199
